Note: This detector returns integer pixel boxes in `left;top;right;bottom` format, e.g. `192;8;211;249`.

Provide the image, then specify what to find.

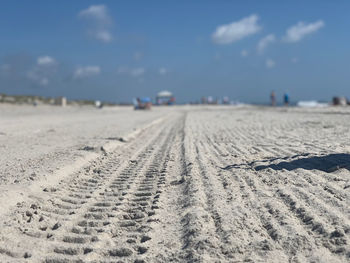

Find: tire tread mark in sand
106;122;175;262
244;161;350;260
209;142;291;257
46;131;165;261
0;155;120;259
45;116;179;262
239;164;349;260
277;189;349;256
0;116;172;262
176;113;214;262
301;170;349;202
33;156;126;237
261;167;350;228
288;180;350;232
176;113;201;262
200;124;309;259
194;144;229;244
179;113;232;262
241;174;311;257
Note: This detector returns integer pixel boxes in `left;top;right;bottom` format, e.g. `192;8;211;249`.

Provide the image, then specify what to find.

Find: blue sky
0;1;349;103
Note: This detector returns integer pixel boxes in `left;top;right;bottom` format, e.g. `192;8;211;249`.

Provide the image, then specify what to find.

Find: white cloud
78;5;113;43
27;70;49;86
241;49;248;57
94;30;112;43
94;31;112;43
266;58;275;69
257;34;276;54
117;67;145;77
159;67;168;75
212;14;261;44
39;77;49;86
37;56;56;66
79;5;111;24
283;20;324;43
133;52;143;61
73;66;101;79
26;56;57;86
130;68;145;77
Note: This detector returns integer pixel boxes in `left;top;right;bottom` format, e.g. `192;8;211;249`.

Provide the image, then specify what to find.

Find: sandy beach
0;104;349;262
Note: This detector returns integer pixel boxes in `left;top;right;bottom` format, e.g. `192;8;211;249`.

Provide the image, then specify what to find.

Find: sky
0;0;349;103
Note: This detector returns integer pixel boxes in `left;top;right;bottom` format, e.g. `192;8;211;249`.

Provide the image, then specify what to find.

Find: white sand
0;104;349;262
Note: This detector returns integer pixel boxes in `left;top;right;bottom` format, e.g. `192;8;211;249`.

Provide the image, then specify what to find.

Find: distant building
95;100;102;108
156;90;175;105
54;97;67;107
333;96;347;106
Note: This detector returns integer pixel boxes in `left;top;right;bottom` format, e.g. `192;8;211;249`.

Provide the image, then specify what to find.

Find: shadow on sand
220;153;350;173
254;153;350;173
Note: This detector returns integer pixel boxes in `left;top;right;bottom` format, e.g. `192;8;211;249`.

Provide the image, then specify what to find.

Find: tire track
44;117;179;262
1;106;350;262
185;109;350;262
0;113;181;262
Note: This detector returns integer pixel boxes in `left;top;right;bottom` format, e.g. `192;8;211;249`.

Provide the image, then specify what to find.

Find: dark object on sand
134;97;152;110
284;93;289;106
270;91;276;106
332;96;347;106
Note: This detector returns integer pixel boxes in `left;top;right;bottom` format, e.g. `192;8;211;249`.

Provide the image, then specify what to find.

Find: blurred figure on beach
133;97;152;110
284;93;289;106
270;91;276;106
